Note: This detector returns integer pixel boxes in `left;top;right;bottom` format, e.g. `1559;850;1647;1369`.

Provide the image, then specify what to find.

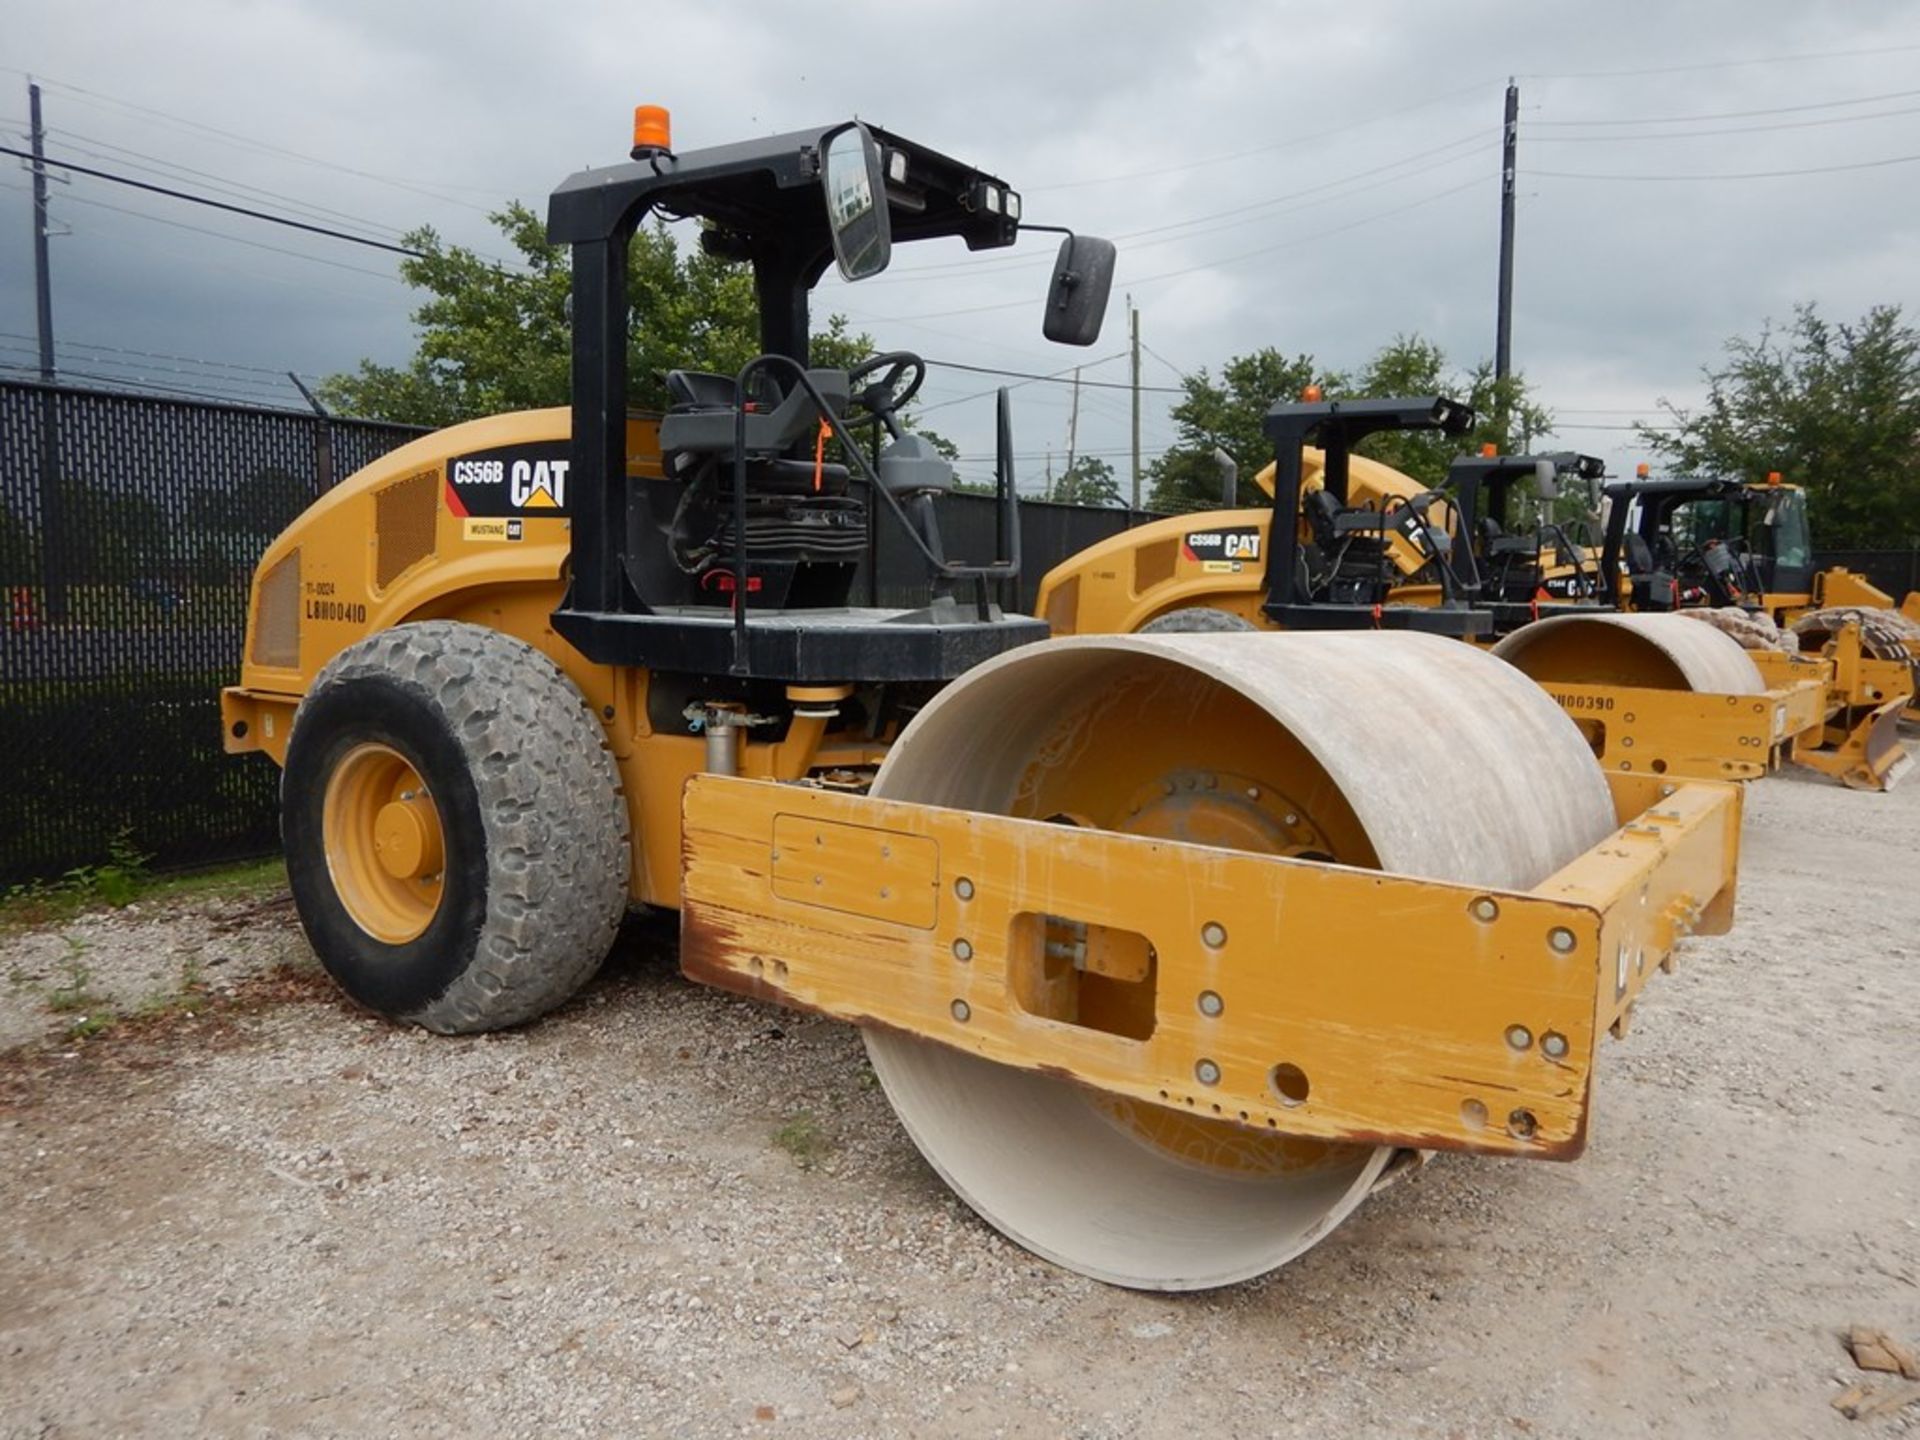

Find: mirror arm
1021;224;1086;311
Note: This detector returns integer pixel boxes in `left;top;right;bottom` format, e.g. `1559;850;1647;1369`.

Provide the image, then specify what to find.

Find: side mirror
1043;234;1116;346
1533;458;1561;501
822;123;891;281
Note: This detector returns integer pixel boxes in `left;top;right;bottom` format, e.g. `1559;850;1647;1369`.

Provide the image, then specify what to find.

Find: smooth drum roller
1491;612;1765;695
864;631;1617;1290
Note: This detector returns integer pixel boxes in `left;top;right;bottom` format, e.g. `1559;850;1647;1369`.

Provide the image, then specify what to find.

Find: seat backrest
665;370;738;410
1623;532;1656;576
876;433;954;498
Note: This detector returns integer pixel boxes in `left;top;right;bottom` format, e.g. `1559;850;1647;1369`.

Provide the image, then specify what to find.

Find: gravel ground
2;759;1918;1439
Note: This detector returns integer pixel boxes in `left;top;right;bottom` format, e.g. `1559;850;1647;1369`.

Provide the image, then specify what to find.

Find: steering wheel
847;351;927;436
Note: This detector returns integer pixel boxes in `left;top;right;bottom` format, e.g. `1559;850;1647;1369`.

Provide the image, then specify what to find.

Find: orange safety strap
812;419;831;493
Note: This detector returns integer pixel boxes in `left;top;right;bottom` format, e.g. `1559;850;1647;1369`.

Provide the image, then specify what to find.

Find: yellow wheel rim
322;742;446;944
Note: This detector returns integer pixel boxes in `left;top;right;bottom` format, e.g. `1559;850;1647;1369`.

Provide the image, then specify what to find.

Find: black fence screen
1812;548;1920;603
0;380;425;886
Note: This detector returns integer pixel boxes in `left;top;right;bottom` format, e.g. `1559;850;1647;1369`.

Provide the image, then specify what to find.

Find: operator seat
1623;532;1677;611
660;367;854;496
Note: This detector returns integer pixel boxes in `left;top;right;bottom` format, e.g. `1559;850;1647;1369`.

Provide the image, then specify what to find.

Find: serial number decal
304;598;368;624
1549;693;1615;713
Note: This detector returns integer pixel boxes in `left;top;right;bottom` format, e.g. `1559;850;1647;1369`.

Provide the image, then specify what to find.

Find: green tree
1148;336;1551;512
319;203;878;424
1148;348;1332;512
1639;303;1920;548
1050;455;1121;507
1348;334;1551;488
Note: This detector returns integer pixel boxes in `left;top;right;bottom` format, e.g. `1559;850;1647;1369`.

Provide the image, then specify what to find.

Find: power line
45;125;527;272
1090;174;1490;292
855;174;1487;326
1521;41;1920;81
1531;85;1920;126
1529;104;1920;144
50;127;415;243
1027;76;1494;191
923;356;1182;394
1139;341;1192;384
1;67;503;212
0;144;427;255
872;127;1492;285
56;189;408;282
1533;151;1920;182
914;353;1127;416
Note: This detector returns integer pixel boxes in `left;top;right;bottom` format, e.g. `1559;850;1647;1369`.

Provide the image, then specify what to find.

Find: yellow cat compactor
1598;469;1920;745
224;118;1740;1291
1037;398;1909;791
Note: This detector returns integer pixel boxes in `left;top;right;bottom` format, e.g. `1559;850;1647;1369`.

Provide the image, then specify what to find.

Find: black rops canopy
546;120;1022;617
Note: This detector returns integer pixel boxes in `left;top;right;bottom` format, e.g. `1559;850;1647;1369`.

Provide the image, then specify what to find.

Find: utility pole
28;80;55;381
1494;78;1519;441
27;79;66;620
1129;298;1141;512
1063;366;1082;497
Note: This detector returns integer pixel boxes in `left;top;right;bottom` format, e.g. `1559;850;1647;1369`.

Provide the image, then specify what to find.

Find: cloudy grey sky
5;1;1919;492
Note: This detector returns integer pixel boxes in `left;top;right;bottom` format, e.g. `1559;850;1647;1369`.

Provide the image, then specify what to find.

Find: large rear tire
1139;606;1257;634
282;621;630;1033
863;631;1615;1290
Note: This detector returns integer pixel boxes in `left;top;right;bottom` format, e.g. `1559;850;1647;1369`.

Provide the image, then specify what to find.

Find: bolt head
1201;921;1227;949
1541;1031;1570;1060
952;938;973;962
1194;1058;1221;1086
1196;990;1224;1018
1505;1024;1533;1051
954;877;975;901
1548;926;1577;955
950;999;971;1023
1471;896;1499;923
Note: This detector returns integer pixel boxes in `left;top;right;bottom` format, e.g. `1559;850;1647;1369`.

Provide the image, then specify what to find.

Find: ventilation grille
375;467;440;588
1133;538;1178;596
1043;574;1080;635
250;548;301;670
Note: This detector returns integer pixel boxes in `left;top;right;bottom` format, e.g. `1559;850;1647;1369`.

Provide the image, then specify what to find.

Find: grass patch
0;854;286;933
771;1112;832;1171
44;938;118;1040
132;956;213;1022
